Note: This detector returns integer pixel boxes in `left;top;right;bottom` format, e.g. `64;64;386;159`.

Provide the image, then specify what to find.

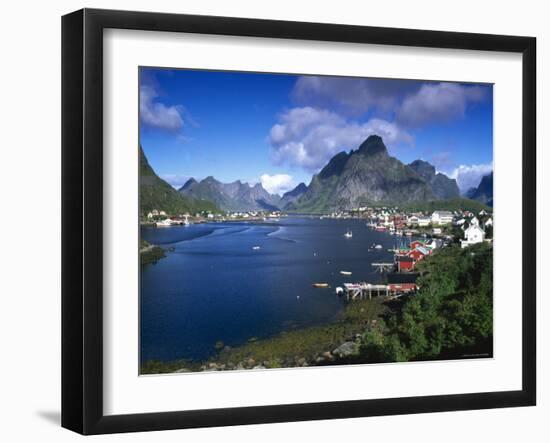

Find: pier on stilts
371;262;395;273
342;283;389;300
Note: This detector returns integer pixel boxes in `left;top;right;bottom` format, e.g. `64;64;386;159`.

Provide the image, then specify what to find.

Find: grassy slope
139;145;219;215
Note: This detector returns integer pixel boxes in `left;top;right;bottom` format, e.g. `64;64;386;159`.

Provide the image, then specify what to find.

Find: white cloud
397;83;487;127
140;85;184;131
292;76;415;115
260;174;295;195
448;163;493;193
269;107;412;171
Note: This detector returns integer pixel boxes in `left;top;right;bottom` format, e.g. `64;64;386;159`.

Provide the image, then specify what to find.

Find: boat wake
267;227;297;243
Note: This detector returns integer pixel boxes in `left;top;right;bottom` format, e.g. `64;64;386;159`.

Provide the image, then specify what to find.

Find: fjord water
140;217;398;363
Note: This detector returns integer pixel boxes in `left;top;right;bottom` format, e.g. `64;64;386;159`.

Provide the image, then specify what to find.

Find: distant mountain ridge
466;172;493;207
179;176;282;212
287;135;455;212
408;160;460;200
139;146;219;215
280;183;307;207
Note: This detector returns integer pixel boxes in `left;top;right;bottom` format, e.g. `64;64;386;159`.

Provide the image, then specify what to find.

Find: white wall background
0;0;546;441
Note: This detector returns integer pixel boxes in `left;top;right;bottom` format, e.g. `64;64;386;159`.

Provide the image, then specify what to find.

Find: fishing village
141;204;494;374
329;207;492;302
138;69;495;375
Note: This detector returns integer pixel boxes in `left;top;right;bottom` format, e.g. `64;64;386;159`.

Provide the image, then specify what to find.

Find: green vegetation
359;243;493;362
141;359;201;374
140;239;166;266
140;145;219;216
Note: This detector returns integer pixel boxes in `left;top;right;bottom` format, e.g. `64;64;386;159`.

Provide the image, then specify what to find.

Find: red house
407;248;427;262
409;240;426;250
396;255;415;272
387;273;419;294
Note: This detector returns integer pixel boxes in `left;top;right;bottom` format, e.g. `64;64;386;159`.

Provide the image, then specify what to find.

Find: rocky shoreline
141;299;386;374
196;336;365;372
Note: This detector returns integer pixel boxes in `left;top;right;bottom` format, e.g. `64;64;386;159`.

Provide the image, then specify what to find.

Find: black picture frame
62;8;536;435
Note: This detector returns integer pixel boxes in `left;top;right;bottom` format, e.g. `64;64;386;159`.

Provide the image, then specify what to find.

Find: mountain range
179;177;285;212
466;172;493;207
143;135;490;214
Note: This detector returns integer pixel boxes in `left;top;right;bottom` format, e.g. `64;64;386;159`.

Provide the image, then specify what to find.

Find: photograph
139;67;494;374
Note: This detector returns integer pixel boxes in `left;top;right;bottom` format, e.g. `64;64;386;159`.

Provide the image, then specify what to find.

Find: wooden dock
342;283;389;300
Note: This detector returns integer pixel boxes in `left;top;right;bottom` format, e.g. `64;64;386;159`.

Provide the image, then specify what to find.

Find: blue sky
140;67;493;195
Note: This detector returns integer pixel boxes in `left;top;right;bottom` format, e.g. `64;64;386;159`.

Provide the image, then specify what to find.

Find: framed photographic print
61;8;536;435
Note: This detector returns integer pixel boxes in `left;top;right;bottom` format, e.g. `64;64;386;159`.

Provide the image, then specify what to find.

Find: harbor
140;207;492;366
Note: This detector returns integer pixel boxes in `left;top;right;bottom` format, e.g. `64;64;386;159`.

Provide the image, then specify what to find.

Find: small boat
252;246;261;250
374;244;383;249
344;230;353;238
155;219;173;227
312;283;329;288
335;287;344;295
340;271;352;276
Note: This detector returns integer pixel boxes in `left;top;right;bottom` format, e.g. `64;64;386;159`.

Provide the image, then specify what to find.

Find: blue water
140;217;402;363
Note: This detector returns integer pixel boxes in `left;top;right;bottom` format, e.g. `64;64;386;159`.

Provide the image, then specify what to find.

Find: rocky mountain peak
357;135;388;157
408;159;436;178
180;177;197;191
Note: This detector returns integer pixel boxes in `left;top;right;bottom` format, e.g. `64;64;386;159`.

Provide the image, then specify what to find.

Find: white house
461;223;486;248
418;216;431;227
485;217;493;227
431;211;454;225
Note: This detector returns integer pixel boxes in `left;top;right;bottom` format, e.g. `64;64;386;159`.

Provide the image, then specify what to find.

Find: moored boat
312;283;329;288
155;219;174;227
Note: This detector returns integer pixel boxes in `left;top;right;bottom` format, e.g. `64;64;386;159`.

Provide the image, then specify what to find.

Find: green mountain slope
139;146;219;215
